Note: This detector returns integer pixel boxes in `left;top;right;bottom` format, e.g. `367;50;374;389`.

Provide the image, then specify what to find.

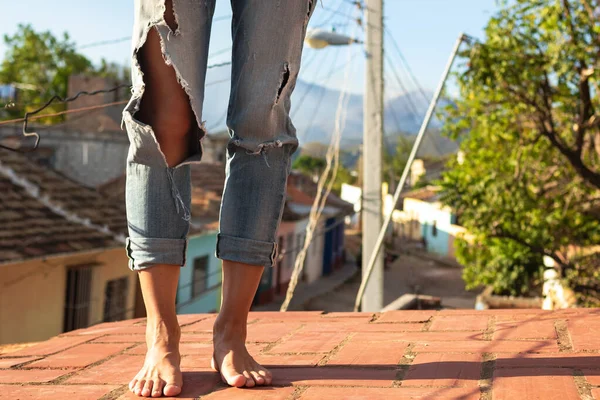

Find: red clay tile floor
2;309;600;399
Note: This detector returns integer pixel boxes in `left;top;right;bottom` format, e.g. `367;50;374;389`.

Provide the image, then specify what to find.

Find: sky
0;0;501;96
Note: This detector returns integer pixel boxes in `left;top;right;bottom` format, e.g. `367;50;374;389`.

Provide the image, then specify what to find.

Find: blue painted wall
420;204;454;256
177;232;222;314
421;222;450;256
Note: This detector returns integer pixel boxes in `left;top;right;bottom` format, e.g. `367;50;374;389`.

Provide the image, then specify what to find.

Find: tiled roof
190;163;227;224
287;171;354;213
0;149;127;264
190;162;227;197
2;309;599;399
100;162;311;227
286;183;316;206
402;185;441;203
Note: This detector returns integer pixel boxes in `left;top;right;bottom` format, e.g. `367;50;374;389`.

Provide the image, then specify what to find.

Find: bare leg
130;266;182;397
211;261;272;388
128;1;196;397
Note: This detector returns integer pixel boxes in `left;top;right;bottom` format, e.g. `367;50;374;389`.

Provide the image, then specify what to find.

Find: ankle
145;317;181;345
213;315;247;341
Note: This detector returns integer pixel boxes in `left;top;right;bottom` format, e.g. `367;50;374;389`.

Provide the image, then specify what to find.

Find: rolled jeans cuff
216;234;277;268
126;237;187;270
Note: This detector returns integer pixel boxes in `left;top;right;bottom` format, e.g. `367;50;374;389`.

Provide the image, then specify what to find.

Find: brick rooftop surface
2;309;600;399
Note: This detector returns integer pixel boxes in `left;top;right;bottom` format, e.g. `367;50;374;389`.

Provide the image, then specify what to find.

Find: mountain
201;66;458;159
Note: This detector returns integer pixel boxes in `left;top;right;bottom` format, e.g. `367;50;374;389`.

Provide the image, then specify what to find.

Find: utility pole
355;33;467;312
361;0;384;311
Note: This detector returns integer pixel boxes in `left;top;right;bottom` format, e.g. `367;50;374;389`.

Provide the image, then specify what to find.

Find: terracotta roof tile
0;149;126;264
2;310;598;398
401;185;441;203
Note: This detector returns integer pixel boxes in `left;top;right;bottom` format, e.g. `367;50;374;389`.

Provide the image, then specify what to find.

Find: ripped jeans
123;0;316;270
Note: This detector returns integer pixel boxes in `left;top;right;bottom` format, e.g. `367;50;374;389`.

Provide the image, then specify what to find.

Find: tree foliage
383;135;412;188
440;0;600;300
293;154;327;176
0;24;127;123
292;154;355;195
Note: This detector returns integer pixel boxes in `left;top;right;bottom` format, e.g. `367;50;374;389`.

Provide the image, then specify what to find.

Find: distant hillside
202;65;458;160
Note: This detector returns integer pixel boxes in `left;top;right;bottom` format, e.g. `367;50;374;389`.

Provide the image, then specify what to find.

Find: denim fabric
123;0;316;270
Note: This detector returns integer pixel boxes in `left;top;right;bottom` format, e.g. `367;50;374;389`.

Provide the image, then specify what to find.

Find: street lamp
304;29;361;49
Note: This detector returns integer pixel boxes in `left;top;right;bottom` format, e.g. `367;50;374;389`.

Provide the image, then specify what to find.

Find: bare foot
211;318;272;388
129;321;183;397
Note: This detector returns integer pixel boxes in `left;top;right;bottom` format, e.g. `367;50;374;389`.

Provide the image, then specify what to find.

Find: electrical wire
291;47;338;120
384;56;445;157
207;61;232;69
74;15;232;51
281;20;357;312
384;53;423;124
0;72;229;152
207;108;228;132
77;37;129;50
208;46;232;59
384;26;430;106
297;48;358;143
314;0;350;28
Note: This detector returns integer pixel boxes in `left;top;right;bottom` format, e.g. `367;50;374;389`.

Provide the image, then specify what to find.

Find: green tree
0;24;127;123
332;163;355;195
292;154;327;177
383;136;411;181
292;154;355;195
440;0;600;302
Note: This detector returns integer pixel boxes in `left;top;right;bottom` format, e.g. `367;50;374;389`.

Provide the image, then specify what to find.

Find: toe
163;383;182;397
141;380;153;397
250;370;265;385
259;368;273;385
134;380;146;396
129;379;138;392
243;371;256;388
151;380;164;398
225;373;246;388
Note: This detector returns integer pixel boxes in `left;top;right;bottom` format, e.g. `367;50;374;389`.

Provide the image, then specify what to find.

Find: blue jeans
123;0;316;270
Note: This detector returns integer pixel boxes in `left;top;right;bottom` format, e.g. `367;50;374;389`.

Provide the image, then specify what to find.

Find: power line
205;77;230;87
297;49;353;142
77;37;129;50
75;15;233;51
0;74;230;151
0;83;130;151
384;26;429;106
291;47;338;120
208;47;231;59
207;61;231;69
384;53;422;122
207;108;228;131
212;14;232;23
320;5;359;21
281;24;357;311
314;0;351;28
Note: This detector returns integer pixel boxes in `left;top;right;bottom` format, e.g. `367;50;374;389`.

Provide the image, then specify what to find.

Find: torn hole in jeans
163;0;180;37
275;63;291;105
230;137;298;168
124;20;204;221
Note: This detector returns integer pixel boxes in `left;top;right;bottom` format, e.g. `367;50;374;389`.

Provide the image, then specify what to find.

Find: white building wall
306;219;325;284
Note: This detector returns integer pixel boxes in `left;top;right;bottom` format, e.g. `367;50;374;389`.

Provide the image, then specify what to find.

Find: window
192;256;209;298
104;277;129;322
64;265;93;332
432;221;438;237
